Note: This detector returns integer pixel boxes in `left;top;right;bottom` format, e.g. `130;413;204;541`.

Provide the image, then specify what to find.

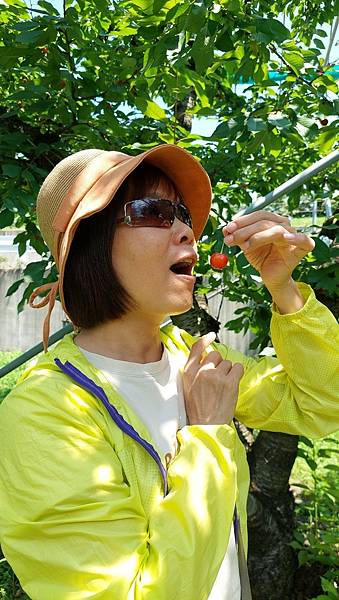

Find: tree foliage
0;0;338;323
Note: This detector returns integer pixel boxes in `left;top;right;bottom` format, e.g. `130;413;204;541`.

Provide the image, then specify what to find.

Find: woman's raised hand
183;333;244;426
222;211;315;294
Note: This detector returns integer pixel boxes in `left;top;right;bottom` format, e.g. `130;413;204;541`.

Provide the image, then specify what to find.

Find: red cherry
210;252;229;269
59;79;66;89
41;46;49;55
320;118;328;126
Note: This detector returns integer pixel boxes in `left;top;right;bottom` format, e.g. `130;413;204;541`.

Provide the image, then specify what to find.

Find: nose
172;217;195;246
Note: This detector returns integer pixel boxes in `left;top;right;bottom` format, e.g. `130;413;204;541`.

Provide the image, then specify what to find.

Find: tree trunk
174;90;196;132
247;431;299;600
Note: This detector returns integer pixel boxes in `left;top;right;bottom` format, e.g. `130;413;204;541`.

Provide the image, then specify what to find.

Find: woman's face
111;181;198;323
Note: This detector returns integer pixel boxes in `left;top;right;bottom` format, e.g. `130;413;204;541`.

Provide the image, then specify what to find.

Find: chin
168;297;194;316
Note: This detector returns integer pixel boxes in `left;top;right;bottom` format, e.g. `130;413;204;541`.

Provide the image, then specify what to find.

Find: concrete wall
0;268;65;351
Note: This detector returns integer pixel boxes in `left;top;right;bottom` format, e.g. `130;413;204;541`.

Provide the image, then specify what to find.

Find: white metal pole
236;149;339;217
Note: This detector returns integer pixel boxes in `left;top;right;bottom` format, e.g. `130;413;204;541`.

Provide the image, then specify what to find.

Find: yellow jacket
0;283;338;600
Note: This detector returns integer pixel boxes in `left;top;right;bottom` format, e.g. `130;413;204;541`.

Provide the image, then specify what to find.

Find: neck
75;313;165;363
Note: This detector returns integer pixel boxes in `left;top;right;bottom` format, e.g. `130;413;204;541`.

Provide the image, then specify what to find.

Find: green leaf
153;0;173;11
5;278;24;297
314;38;325;49
23;260;47;281
253;17;290;44
191;29;215;73
221;0;241;11
2;163;21;177
166;2;189;21
0;46;28;66
211;122;231;139
246;130;266;154
215;29;233;52
247;117;266;132
315;129;338;154
321;577;338;595
283;51;304;76
297;115;315;129
15;28;46;44
211;118;241;139
115;26;139;36
315;29;327;38
4;0;27;6
263;132;282;156
0;208;15;228
313;237;332;261
186;4;207;34
124;0;153;9
13;20;40;31
38;0;60;15
282;130;304;148
268;114;290;129
319;99;335;116
134;98;166;120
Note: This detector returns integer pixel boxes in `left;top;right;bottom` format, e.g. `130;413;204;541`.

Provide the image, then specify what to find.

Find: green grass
0;351;25;403
290;215;326;229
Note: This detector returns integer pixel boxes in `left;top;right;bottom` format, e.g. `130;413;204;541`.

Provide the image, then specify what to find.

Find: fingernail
204;332;216;343
224;234;234;244
224;222;237;233
283;232;297;240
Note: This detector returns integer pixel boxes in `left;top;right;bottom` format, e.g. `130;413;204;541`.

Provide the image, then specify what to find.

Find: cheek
111;229;167;278
111;233;138;276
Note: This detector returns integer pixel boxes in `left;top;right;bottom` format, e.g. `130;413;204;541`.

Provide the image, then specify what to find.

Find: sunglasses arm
116;214;132;225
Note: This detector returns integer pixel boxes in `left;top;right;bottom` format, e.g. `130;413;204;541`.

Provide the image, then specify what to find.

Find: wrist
269;279;305;315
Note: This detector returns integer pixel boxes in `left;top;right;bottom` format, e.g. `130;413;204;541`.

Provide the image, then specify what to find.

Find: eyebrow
144;193;182;203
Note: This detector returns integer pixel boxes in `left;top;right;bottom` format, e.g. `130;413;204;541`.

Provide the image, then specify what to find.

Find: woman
0;144;338;600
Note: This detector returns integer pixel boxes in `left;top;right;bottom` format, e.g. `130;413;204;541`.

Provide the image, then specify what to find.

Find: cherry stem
220;240;225;254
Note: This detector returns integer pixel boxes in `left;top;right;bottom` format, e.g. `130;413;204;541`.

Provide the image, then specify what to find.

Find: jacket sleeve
0;376;237;600
214;283;339;438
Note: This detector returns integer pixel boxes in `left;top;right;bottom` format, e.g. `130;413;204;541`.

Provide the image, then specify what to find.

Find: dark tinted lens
175;203;193;229
127;199;174;227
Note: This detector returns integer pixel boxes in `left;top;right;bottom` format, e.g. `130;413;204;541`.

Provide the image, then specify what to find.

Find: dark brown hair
63;162;177;328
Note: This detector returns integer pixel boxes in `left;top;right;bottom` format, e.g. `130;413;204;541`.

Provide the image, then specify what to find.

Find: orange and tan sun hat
29;143;212;351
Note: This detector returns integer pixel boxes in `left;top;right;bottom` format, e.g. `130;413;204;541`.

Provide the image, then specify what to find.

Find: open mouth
170;260;195;276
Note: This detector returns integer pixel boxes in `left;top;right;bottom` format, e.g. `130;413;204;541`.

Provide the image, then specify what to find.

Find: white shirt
81;345;241;600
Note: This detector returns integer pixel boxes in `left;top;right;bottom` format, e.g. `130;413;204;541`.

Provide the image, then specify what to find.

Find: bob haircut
63;162;178;329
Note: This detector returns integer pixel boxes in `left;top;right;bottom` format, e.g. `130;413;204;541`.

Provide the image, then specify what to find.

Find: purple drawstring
54;358;168;495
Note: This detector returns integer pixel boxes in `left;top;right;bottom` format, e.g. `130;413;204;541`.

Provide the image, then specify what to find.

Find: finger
240;226;312;251
200;350;224;368
282;231;315;252
223;220;294;247
185;332;216;373
231;362;245;381
224;363;245;388
216;359;233;376
223;211;290;235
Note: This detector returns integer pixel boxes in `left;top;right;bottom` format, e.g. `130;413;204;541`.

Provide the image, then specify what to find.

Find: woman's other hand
222;210;315;293
183;333;244;426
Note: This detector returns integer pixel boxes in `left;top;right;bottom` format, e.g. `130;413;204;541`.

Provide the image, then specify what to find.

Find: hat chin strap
29;281;60;353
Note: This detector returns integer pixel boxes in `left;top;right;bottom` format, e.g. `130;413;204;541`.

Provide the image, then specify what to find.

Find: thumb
187;331;216;366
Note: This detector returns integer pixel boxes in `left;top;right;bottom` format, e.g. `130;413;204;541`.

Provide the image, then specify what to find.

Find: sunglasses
116;198;193;230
